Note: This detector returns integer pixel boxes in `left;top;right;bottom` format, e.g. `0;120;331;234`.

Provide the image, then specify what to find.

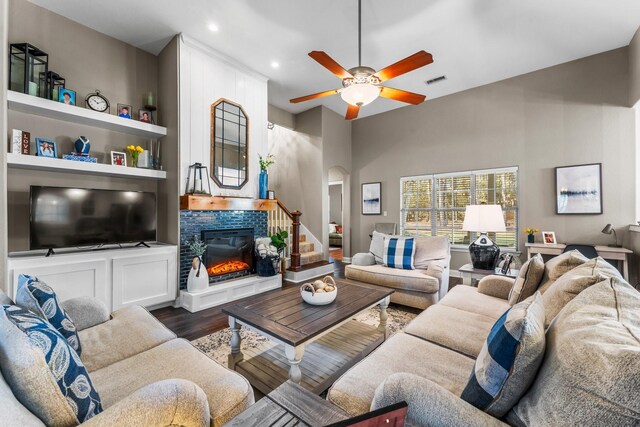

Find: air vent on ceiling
425;75;447;85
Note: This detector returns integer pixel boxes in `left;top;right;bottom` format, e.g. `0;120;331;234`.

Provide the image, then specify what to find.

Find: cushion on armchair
383;237;416;270
461;292;546;417
0;305;102;425
369;230;387;264
15;275;82;355
508;254;544;305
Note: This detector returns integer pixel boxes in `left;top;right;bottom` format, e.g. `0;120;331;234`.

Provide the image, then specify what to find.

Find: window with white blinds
400;167;519;249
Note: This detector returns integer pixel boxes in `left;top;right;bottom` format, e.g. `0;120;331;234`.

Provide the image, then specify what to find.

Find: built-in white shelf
7;90;167;138
7;153;166;180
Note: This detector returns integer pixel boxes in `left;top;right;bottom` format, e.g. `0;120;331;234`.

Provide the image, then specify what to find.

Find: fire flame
207;260;250;276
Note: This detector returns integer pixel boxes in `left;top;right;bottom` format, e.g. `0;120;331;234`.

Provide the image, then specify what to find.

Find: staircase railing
267;199;302;271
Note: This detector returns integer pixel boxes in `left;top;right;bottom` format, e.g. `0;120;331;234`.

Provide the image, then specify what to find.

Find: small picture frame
542;231;557;245
117;103;132;119
35;138;57;158
138;109;151;123
111;151;127;166
267;190;275;200
58;88;76;106
362;182;382;215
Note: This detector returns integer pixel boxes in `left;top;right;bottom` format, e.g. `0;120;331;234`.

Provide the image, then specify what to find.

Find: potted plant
523;227;539;244
185;236;209;292
270;228;289;273
258;154;275;199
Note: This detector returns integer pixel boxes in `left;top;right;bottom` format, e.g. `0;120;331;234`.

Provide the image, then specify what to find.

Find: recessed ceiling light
271;61;280;69
208;23;219;32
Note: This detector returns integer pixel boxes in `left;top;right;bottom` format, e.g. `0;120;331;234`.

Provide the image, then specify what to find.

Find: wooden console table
525;243;632;281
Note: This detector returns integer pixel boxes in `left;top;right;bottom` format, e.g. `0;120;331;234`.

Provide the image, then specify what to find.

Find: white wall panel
179;35;268;198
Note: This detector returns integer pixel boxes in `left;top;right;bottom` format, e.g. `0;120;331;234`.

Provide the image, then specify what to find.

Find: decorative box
11;129;30;154
63;154;97;163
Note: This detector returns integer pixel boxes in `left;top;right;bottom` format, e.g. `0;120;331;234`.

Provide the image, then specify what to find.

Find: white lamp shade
462;205;506;232
340;83;381;106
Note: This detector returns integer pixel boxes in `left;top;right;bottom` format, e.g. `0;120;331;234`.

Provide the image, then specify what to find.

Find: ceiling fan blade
290;88;341;104
374;51;433;82
345;104;360;120
309;51;354;80
379;87;426;105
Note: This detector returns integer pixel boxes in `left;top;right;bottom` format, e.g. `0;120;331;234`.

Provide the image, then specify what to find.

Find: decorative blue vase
259;170;268;199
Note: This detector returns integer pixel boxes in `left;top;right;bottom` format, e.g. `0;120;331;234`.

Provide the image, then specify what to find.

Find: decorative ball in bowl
300;276;337;305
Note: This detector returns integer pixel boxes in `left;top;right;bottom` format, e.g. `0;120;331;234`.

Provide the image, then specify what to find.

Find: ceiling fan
289;0;433;120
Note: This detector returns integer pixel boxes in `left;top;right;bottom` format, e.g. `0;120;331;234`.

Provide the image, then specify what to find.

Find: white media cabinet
6;243;177;311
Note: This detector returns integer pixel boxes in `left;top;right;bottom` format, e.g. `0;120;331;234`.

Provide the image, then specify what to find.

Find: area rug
192;305;418;368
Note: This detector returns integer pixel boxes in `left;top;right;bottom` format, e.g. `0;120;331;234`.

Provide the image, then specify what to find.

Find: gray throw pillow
541;257;619;327
461;292;546;417
507;278;640;427
538;250;588;293
369;230;386;264
508;254;544;305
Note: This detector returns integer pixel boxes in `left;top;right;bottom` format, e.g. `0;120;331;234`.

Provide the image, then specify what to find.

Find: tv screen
30;186;157;250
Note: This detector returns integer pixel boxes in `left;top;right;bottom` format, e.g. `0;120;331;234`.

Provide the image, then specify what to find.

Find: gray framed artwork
362;182;381;215
555;163;602;215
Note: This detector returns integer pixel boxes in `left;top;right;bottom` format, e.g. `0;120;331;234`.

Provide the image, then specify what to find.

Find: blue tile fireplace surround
179;210;268;289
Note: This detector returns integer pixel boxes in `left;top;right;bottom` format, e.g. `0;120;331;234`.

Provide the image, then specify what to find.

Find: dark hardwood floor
151;260;460;341
152;261;346;341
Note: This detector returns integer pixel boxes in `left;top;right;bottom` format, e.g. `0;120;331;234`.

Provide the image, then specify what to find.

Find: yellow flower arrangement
126;145;144;167
523;227;539;235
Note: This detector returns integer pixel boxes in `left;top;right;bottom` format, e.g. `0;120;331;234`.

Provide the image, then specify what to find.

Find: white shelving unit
7;90;167;138
7;153;166;179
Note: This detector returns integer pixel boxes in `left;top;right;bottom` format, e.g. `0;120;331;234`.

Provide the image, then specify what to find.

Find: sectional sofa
0;293;253;427
328;251;640;426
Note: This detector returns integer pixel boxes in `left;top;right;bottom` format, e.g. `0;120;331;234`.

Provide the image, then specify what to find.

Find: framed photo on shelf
111;151;127;166
138;109;152;123
58;88;76;106
35;138;57;158
542;231;557;245
555;163;602;215
117;103;132;119
362;182;381;215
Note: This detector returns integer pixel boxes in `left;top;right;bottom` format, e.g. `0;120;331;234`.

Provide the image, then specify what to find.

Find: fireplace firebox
201;228;254;283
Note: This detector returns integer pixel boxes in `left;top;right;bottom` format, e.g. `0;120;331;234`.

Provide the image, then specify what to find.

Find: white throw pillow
369;230;386;264
329;223;337;234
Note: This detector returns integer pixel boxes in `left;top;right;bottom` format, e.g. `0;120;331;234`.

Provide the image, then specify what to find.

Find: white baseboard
284;263;335;283
342;257;352;263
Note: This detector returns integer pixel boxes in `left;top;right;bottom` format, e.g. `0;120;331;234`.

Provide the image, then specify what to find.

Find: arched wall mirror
210;98;249;189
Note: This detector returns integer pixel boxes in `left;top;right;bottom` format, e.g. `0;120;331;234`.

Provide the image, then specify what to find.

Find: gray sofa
328;251;640;426
346;232;451;309
0;294;254;427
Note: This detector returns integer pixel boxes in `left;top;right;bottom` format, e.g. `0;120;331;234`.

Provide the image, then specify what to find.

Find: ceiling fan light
340;83;381;107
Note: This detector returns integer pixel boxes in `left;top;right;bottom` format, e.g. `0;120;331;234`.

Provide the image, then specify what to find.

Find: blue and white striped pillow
460;292;546;417
383;237;416;270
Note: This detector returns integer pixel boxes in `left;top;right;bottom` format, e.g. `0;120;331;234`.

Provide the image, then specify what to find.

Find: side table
459;263;519;286
224;381;348;427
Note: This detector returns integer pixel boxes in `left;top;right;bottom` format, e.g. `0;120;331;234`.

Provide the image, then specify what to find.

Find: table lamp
462;205;506;270
601;224;621;247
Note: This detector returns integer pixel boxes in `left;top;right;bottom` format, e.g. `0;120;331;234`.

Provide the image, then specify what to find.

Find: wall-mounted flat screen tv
30;186;157;250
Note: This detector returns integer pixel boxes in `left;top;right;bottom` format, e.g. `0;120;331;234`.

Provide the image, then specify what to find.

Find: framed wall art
555;163;602;215
362;182;381;215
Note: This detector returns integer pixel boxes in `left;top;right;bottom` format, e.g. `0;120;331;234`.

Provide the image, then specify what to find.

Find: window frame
400;166;519;250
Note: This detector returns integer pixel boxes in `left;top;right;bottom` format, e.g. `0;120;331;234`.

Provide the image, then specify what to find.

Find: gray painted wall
351;48;636;272
329;184;342;224
157;36;179;245
268;104;295;130
631;26;640;107
6;0;161;252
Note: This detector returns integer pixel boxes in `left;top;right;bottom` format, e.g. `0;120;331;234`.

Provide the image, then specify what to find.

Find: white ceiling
29;0;640;119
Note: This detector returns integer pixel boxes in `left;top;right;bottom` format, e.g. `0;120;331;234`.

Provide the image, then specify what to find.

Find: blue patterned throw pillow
1;305;102;423
383;237;416;270
15;274;82;355
460;292;546;417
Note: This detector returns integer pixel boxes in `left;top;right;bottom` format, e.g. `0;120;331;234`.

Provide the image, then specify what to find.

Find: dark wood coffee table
223;381;349;427
223;278;393;395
